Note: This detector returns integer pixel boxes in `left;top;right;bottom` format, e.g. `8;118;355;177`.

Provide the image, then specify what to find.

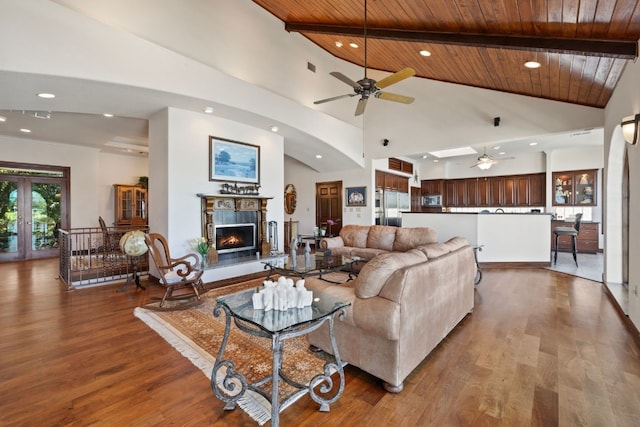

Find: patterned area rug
134;277;340;425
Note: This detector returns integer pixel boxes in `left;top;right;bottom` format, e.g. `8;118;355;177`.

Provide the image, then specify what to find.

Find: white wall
0;135;146;227
148;108;284;270
284;156;373;232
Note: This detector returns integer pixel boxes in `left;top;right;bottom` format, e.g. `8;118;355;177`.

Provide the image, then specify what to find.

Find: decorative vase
200;253;208;269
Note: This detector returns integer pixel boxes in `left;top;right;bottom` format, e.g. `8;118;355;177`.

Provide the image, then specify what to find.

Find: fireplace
215;223;256;254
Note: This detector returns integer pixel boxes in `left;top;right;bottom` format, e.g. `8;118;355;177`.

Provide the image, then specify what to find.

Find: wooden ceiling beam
285;23;638;59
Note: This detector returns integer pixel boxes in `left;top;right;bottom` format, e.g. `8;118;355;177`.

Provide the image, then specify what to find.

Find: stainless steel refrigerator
375;188;410;227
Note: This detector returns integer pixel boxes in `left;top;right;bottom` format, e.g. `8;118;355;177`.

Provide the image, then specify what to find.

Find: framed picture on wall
346;186;366;206
209;136;260;183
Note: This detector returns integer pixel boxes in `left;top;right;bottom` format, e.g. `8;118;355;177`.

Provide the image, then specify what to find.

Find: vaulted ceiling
254;0;640;108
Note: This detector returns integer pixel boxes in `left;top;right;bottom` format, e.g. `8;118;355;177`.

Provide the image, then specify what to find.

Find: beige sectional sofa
319;224;439;260
305;236;476;392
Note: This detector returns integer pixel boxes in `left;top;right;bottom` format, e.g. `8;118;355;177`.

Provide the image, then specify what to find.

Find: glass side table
211;287;350;427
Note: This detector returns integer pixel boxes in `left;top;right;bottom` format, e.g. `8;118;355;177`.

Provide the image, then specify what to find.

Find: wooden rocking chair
144;233;205;307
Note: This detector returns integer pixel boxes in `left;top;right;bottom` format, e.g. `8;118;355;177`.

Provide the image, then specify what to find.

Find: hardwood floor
1;259;639;426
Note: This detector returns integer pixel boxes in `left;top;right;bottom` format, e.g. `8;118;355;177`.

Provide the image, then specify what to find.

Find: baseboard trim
479;261;550;269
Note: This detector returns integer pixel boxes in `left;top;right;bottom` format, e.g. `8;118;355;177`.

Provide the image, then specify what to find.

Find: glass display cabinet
552;170;596;206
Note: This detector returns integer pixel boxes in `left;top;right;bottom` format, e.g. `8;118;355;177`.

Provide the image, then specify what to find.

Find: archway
604;125;628;310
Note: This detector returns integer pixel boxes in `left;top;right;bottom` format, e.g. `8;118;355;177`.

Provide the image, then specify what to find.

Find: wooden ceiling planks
253;0;640;107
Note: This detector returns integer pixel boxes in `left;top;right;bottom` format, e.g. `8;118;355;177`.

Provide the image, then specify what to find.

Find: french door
0;163;69;261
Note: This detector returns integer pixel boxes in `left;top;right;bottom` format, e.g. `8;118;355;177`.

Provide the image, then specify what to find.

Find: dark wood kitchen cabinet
376;170;409;192
551;220;599;253
445;179;467;206
421;179;443;196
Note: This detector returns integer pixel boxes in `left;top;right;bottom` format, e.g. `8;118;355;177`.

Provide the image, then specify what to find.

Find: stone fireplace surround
197;194;272;263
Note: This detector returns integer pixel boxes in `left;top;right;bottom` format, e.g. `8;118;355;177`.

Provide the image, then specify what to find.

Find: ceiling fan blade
355;98;368;116
330;72;361;89
376;68;416;89
314;93;355;105
376;91;415;104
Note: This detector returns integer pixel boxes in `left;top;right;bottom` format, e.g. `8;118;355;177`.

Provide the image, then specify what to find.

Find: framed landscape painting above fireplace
209;136;260;184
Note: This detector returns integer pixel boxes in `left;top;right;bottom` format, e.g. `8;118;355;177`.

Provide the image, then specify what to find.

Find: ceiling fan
313;0;415;116
471;148;515;170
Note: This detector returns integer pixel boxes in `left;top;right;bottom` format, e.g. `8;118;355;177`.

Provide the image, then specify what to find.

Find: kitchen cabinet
490;176;515;206
376;170;409;192
375;170;385;188
421;179;443;196
467;177;490;206
444;179;467;207
114;184;147;227
551;220;599;253
529;173;545;206
552;169;597;206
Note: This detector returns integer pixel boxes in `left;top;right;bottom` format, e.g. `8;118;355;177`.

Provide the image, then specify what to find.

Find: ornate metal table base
211;303;347;427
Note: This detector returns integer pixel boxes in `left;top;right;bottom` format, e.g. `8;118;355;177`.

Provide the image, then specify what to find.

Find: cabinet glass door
574;171;595;205
553;173;573;205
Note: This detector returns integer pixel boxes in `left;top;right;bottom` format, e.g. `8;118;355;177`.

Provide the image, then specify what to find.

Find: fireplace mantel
197;194;273;257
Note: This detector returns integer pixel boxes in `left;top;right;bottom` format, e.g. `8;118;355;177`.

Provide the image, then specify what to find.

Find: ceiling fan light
477;162;492;170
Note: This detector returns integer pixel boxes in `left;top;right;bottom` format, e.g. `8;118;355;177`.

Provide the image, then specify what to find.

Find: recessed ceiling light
335;41;343;48
315;154;322;159
203;107;214;114
349;42;358;48
37;92;55;99
524;61;541;69
419;50;431;57
433;159;439;163
270;126;279;132
529;142;538;146
20;128;32;133
103;113;114;118
499;151;506;155
493;146;500;150
422;154;428;159
0;116;6;122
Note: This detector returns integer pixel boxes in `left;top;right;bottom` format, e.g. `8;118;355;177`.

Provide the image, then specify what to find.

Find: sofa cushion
366;225;397;251
416;242;450;259
444;236;469;251
355;250;427;299
340;225;370;248
350;247;388;261
392;227;438;252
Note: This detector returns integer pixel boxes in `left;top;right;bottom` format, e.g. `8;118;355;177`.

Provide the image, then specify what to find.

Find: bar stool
553;213;582;266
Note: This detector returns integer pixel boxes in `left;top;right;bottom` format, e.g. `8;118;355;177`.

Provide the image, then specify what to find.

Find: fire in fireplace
215;223;256;254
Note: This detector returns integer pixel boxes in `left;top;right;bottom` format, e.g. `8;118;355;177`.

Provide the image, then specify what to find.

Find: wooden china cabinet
113;184;148;226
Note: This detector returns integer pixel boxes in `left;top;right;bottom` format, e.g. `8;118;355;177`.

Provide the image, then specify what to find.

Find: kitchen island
402;212;552;266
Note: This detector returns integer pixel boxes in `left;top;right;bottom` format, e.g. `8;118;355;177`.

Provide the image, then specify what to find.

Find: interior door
0;167;68;261
316;181;342;236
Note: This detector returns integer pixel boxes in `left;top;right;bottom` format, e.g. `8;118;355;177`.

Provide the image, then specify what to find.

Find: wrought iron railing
58;226;149;290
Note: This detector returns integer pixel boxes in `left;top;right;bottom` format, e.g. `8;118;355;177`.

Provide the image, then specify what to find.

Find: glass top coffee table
211;287;350;427
262;254;360;283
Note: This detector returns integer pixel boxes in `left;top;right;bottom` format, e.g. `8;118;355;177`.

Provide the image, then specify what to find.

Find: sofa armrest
319;236;345;249
352;297;400;341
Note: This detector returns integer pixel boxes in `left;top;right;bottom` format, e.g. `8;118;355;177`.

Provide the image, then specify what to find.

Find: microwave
422;194;442;206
